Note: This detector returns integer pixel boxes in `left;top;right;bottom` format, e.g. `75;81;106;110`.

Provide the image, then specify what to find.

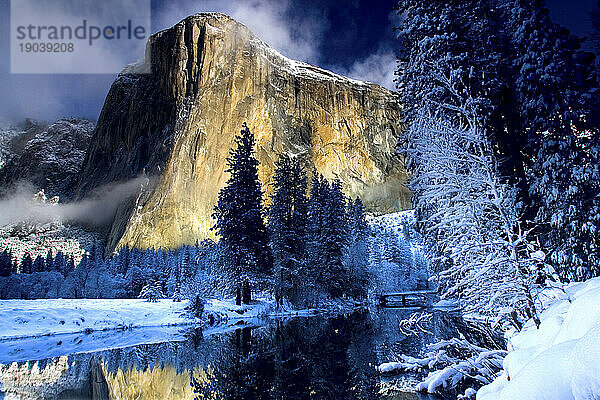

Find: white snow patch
0;299;196;340
478;277;600;400
367;210;416;238
0;297;314;342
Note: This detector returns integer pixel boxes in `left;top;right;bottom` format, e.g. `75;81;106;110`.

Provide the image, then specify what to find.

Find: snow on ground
0;299;198;340
478;277;600;400
0;297;328;363
0;297;317;342
367;210;416;239
0;325;192;363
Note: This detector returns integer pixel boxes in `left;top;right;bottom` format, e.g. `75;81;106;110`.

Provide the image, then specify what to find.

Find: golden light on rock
76;13;409;253
102;362;222;400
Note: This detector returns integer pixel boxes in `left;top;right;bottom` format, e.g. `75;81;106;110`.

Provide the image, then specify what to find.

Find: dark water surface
0;309;458;399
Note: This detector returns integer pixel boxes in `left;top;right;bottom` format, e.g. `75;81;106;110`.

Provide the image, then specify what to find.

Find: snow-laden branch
401;74;541;330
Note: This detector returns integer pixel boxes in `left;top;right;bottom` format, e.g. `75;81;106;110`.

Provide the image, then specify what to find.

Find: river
0;308;461;399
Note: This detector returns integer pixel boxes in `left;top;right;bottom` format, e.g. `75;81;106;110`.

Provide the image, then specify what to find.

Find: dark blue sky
0;0;597;122
547;0;597;39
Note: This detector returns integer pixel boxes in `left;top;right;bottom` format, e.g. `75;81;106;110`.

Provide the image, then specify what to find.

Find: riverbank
0;295;369;342
0;297;322;341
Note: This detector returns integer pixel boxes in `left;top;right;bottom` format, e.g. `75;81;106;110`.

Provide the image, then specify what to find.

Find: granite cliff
76;13;408;252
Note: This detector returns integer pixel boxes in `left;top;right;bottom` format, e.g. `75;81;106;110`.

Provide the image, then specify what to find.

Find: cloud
155;0;399;89
0;1;398;123
0;177;149;228
0;74;115;123
336;49;398;90
332;9;399;90
0;0;149;122
10;0;150;74
153;0;326;64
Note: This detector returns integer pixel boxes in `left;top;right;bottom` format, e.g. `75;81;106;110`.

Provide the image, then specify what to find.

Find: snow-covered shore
478;277;600;400
0;297;315;341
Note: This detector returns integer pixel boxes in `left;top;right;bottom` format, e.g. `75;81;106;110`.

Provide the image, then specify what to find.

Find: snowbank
478;277;600;400
0;299;196;340
0;297;312;341
0;298;322;363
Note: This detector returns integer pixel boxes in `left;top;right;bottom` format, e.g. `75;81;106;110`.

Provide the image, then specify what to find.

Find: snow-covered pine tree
139;282;163;302
392;236;414;289
305;171;328;302
44;250;54;272
395;1;503;124
344;198;369;298
32;255;45;273
267;154;308;306
397;0;600;286
113;246;130;275
167;259;182;300
61;254;73;276
529;127;600;281
507;0;597;141
368;229;396;294
212;123;271;304
506;0;600;281
394;0;538;213
402;74;541;329
321;179;349;298
305;174;349;298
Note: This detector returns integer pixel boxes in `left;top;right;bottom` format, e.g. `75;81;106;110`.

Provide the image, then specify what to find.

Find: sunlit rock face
76;13;408;253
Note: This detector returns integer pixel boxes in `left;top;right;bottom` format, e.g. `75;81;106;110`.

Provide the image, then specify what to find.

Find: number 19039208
19;42;74;52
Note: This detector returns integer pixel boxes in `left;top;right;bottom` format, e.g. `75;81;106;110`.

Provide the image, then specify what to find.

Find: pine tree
397;0;600;285
139;282;163;302
54;251;68;275
305;172;328;300
20;254;33;274
320;179;349;298
507;0;600;280
305;175;352;299
65;257;75;276
45;250;54;272
395;1;504;124
212;123;272;304
0;250;12;277
344;198;369;298
70;253;93;298
268;154;308;305
32;255;45;273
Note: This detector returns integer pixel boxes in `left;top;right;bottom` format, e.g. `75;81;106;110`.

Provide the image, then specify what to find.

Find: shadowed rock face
76;13;409;253
0;119;95;200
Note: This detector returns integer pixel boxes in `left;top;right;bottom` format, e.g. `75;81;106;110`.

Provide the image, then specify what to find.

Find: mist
0;176;149;228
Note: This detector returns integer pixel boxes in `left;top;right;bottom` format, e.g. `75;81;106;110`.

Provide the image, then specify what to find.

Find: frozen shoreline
0;297;329;363
0;297;320;342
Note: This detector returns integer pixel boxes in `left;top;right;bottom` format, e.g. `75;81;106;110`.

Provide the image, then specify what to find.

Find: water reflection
0;310;458;399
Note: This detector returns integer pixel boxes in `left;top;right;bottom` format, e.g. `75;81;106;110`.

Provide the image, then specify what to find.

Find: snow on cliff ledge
478;277;600;400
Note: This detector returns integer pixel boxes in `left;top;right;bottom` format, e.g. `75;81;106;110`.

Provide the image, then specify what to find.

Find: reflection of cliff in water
0;311;463;399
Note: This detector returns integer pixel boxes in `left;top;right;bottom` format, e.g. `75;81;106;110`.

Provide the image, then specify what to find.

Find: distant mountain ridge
0;118;95;200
